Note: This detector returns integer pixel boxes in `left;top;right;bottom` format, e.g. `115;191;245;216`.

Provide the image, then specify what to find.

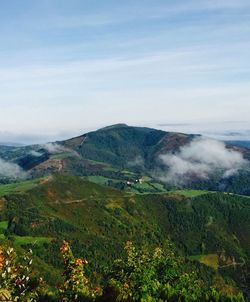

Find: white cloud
42;143;80;158
0;158;27;179
159;137;248;185
42;143;68;154
29;150;43;157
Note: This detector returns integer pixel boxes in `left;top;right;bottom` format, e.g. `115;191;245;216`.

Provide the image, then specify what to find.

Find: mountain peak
98;123;129;131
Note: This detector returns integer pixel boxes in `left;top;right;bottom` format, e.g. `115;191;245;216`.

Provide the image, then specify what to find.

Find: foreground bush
100;241;245;302
59;240;102;302
0;242;247;301
0;246;41;301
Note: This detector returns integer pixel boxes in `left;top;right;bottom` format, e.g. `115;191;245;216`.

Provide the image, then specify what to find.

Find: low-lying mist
0;158;27;179
159;137;248;185
42;143;80;158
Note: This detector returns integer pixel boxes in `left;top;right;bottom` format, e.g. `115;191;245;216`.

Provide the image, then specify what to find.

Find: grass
0;221;7;239
200;254;219;270
13;236;51;246
86;175;113;186
150;182;166;191
0;220;50;246
134;182;154;191
85;174;211;196
189;253;219;270
86;172;168;194
2;176;237;203
84;159;117;172
50;152;72;159
0;179;40;197
86;174;210;196
0;221;8;233
189;254;203;261
171;189;211;197
121;170;136;176
85;159;109;166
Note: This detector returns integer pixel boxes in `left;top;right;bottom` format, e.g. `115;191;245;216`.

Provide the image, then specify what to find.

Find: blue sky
0;0;250;144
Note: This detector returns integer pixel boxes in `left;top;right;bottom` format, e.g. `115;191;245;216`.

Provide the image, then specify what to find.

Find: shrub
58;240;102;302
0;242;246;302
0;245;41;301
100;241;246;302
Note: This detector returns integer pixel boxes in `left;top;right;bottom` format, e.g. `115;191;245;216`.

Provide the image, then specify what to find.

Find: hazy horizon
1;120;250;145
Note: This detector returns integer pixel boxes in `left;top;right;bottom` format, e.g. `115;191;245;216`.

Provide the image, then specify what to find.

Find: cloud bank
42;143;67;154
159;137;247;185
42;143;80;158
0;158;27;179
29;150;44;157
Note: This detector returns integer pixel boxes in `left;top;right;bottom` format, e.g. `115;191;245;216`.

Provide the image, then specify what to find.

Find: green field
12;235;51;246
0;221;8;239
171;189;211;197
0;178;40;197
85;175;110;185
0;220;50;246
0;220;8;232
86;173;168;194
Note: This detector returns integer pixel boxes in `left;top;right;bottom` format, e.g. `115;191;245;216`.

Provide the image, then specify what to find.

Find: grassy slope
0;178;41;197
170;189;211;197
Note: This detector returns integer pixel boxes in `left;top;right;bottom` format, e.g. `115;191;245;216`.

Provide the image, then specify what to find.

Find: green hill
1;124;250;196
62;124;196;169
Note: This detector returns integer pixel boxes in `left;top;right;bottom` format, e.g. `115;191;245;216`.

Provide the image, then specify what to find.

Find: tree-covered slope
61;124;196;170
0;174;249;294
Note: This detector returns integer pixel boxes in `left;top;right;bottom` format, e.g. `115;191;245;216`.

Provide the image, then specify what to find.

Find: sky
0;0;250;144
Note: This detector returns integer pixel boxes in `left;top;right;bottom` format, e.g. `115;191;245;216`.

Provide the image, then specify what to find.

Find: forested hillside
0;174;249;299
